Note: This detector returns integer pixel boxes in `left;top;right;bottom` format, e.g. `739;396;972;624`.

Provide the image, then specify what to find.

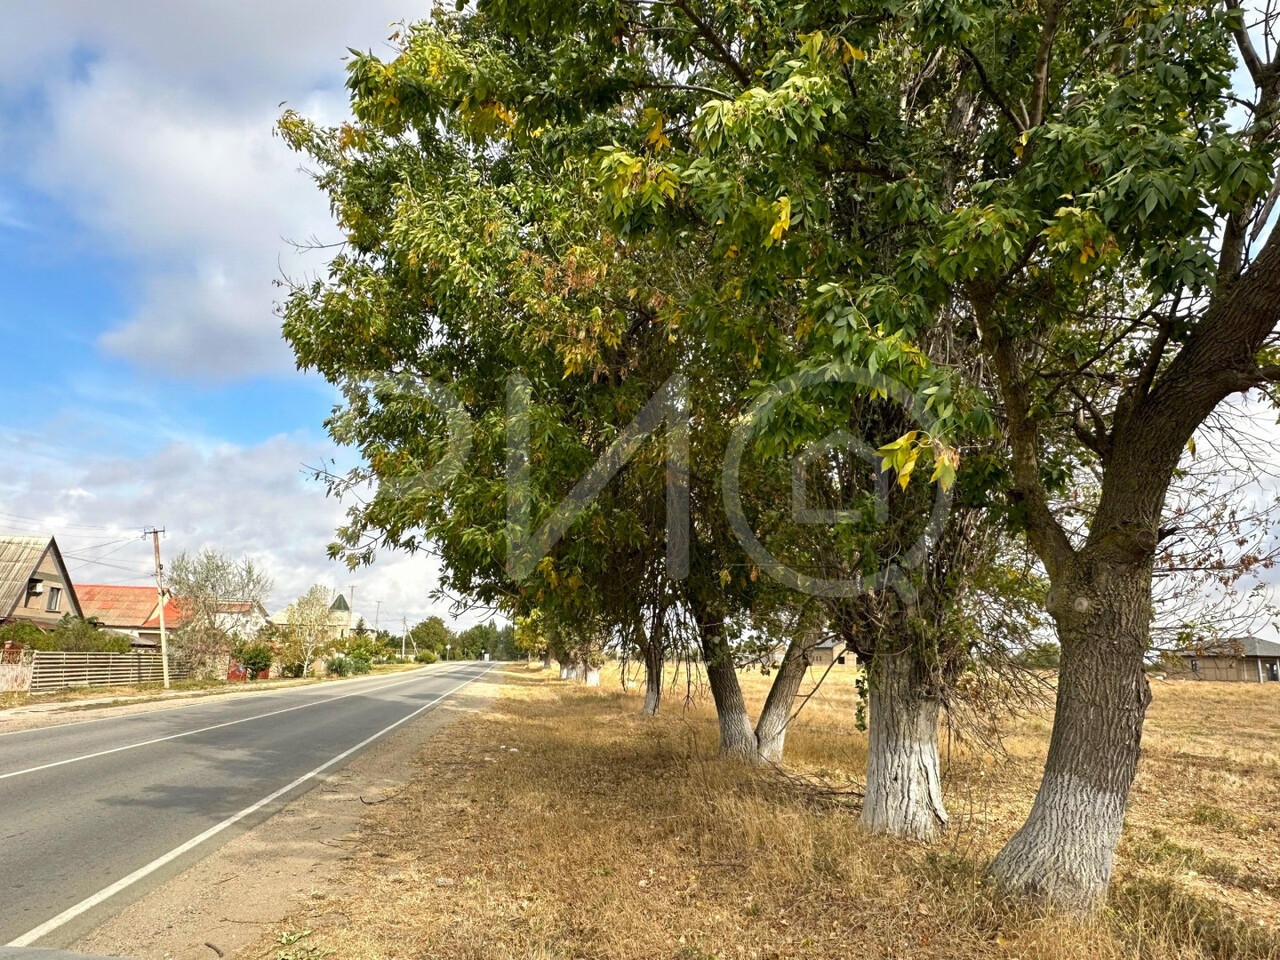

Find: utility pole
374;600;382;634
401;616;408;660
348;584;357;638
143;527;171;689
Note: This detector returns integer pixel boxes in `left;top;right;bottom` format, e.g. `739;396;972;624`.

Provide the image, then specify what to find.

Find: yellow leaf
769;196;792;242
897;448;920;489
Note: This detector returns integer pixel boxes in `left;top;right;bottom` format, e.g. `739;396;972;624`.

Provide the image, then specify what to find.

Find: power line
0;511;110;530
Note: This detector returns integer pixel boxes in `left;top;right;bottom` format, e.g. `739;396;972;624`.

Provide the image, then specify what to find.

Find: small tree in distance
280;585;334;676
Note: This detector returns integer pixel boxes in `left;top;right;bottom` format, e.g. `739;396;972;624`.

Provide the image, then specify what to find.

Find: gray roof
1180;637;1280;659
0;535;53;619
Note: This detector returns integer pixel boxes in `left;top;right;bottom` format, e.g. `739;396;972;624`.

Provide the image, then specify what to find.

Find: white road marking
6;664;492;948
0;666;476;781
0;666;440;740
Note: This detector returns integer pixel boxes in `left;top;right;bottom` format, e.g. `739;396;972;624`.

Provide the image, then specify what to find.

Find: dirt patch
69;671;499;960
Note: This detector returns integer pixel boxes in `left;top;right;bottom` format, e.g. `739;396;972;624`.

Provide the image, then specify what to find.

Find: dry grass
248;664;1280;960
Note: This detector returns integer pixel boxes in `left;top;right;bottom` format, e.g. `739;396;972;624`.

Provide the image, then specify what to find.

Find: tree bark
541;650;552;670
699;618;759;761
584;665;601;686
642;632;664;716
859;647;947;840
989;554;1152;910
754;637;811;764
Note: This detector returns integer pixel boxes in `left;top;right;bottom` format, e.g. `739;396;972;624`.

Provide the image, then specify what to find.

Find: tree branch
671;0;753;88
960;45;1026;134
972;296;1076;579
1029;0;1064;128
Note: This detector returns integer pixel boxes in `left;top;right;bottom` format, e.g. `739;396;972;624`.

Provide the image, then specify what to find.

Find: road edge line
7;663;494;948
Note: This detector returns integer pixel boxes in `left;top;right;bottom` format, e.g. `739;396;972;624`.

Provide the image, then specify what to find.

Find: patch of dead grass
244;663;1280;960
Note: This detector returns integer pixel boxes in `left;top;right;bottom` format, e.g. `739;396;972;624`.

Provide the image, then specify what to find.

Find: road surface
0;662;492;948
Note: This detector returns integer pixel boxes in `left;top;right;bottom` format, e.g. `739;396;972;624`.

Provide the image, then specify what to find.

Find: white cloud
5;2;430;380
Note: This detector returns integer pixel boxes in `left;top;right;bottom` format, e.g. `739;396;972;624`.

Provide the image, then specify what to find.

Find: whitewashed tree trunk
584;666;601;686
860;649;947;840
755;637;811;764
989;564;1150;910
558;663;570;680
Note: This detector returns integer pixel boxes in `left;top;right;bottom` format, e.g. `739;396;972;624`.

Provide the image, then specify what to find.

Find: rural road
0;662;493;950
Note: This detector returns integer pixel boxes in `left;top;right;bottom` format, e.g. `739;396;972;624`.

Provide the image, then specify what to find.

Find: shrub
234;641;275;679
0;621;48;649
327;656;351;677
350;655;373;675
281;662;306;678
415;650;438;664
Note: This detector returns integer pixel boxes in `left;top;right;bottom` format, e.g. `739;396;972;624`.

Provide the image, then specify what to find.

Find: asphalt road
0;662;492;949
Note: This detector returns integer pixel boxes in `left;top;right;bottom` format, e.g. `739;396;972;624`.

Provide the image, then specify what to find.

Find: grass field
252;662;1280;960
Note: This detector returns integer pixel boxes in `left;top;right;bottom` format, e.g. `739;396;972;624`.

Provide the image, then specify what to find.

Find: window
46;586;61;613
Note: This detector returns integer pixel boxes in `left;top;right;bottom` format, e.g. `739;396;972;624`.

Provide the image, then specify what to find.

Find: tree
368;0;1277;905
409;616;456;657
233;640;274;679
279;585;334;675
167;550;273;665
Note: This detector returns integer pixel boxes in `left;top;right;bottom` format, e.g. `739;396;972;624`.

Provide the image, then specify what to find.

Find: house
810;638;855;667
1172;637;1280;683
78;586;270;650
77;584;176;650
0;534;83;629
270;592;368;642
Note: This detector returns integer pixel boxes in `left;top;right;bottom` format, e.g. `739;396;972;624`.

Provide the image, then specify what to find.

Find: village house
0;534;83;630
1172;637;1280;683
269;592;367;641
78;585;271;651
76;585;178;650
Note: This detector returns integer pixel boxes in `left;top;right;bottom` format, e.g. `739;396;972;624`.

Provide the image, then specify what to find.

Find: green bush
327;656;351;677
415;650;438;664
233;641;275;679
350;655;373;675
0;621;48;648
41;616;131;653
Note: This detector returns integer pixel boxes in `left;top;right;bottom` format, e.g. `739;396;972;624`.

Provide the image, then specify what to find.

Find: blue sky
0;1;486;627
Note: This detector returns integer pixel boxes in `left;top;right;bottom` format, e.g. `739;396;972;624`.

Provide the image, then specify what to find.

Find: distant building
0;534;83;630
1172;638;1280;683
77;584;174;650
810;638;854;667
270;592;367;642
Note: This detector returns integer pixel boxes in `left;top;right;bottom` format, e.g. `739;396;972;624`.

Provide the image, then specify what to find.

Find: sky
0;1;489;629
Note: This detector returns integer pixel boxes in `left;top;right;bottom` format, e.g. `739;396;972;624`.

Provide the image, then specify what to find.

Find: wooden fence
28;651;191;694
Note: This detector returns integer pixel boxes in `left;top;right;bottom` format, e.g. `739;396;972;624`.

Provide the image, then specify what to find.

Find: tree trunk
755;638;811;764
541;650;552;670
989;558;1152;911
700;622;758;761
642;629;664;716
859;647;947;841
584;666;601;686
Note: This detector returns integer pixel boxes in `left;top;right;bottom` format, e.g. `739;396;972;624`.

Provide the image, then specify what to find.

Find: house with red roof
78;585;271;651
77;584;177;650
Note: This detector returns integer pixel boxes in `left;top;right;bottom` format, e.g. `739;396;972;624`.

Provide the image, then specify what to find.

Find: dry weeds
247;663;1280;960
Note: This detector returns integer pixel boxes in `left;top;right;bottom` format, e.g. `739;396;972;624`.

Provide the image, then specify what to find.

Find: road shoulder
69;668;500;960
